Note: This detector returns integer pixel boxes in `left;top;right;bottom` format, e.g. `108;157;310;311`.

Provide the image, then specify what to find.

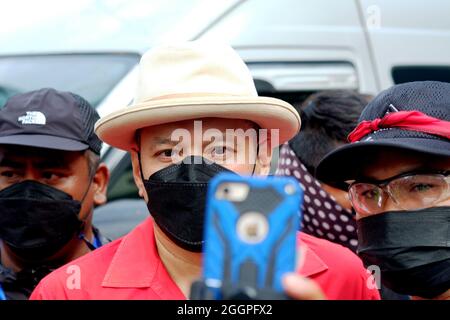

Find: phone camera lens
284;184;296;195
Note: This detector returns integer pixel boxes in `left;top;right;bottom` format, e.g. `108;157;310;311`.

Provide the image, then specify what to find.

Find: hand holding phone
190;173;302;300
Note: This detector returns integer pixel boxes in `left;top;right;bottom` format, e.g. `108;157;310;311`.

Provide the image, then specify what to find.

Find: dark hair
85;150;100;177
288;90;370;174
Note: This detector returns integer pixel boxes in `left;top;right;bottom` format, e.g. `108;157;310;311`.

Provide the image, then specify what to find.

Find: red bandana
348;110;450;142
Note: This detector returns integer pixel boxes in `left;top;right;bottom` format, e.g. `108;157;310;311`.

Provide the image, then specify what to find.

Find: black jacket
0;227;109;300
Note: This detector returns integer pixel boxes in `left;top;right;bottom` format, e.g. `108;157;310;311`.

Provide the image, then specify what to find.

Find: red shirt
30;218;379;300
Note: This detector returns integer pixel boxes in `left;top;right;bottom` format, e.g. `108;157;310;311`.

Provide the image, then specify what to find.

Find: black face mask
142;156;233;252
0;180;85;262
357;206;450;299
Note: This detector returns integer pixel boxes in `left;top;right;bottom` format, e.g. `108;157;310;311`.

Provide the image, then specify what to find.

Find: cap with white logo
18;111;47;125
0;88;102;154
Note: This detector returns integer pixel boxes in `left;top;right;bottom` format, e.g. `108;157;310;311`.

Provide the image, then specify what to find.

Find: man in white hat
30;42;379;300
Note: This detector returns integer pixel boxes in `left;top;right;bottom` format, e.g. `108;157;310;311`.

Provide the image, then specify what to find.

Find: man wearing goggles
317;81;450;300
349;169;449;217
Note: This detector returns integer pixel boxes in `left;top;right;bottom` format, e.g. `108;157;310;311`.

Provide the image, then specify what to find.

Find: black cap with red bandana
316;81;450;189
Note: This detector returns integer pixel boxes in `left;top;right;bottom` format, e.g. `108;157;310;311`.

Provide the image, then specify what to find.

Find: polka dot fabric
275;144;358;252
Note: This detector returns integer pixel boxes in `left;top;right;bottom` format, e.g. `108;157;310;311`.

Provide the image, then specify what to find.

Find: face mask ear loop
251;135;260;176
79;170;96;206
135;133;150;209
134;130;147;183
78;154;102;250
137;151;147;183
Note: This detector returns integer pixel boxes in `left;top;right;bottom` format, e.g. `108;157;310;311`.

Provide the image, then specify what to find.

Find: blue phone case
199;173;302;299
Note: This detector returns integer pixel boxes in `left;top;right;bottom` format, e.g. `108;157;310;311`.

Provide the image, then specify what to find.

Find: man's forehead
139;118;257;138
360;149;450;180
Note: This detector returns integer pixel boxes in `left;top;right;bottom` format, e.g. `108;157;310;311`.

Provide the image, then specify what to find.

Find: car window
392;66;450;84
0;53;139;108
106;153;140;201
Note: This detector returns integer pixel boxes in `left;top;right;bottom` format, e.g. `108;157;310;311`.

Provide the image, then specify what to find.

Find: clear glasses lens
349;183;385;216
388;174;448;210
350;174;448;216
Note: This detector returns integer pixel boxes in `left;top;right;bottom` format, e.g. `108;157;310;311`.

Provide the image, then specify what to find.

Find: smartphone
191;173;302;300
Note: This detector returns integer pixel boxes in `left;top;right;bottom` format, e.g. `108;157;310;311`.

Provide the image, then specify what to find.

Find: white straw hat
95;41;301;151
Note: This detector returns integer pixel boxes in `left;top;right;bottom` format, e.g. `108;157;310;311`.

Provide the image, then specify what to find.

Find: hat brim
316;138;450;190
0;134;89;152
95;95;301;151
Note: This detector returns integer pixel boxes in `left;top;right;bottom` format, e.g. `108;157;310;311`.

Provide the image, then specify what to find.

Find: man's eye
42;172;59;180
362;189;380;200
156;149;173;158
213;146;227;155
410;183;434;192
1;171;16;178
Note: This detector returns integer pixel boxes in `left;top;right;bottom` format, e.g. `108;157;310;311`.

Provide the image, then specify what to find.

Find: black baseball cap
0;88;102;155
316;81;450;189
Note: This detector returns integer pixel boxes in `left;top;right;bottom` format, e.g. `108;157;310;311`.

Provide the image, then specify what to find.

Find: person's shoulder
30;237;124;300
299;232;380;300
299;232;363;271
61;236;123;273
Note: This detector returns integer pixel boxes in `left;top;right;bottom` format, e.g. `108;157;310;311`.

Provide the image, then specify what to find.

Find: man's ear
253;145;273;176
92;163;110;206
130;150;147;201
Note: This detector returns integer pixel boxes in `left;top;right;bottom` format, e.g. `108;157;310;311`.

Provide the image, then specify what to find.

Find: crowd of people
0;41;448;300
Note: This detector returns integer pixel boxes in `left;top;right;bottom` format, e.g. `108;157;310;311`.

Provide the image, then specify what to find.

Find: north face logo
18;111;46;125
